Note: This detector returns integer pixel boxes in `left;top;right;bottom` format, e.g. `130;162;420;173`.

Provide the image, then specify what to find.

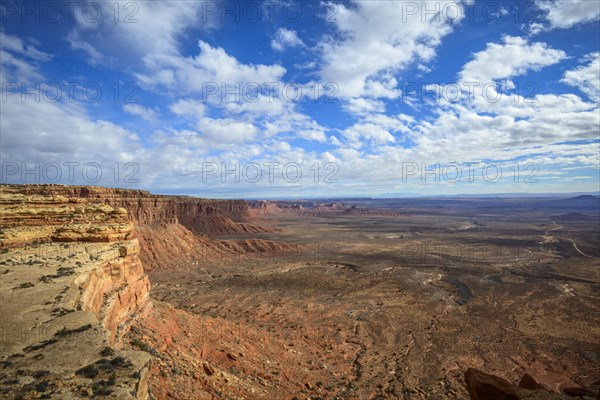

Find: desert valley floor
144;198;600;399
0;186;599;399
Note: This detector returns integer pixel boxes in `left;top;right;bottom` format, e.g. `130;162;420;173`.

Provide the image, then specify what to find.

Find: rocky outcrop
7;184;266;235
249;199;412;217
0;184;281;398
465;368;600;400
0;186;151;399
135;222;303;271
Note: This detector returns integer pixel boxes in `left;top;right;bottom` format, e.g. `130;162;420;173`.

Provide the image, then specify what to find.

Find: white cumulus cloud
531;0;600;33
319;0;463;99
562;53;600;102
459;36;566;83
271;28;304;52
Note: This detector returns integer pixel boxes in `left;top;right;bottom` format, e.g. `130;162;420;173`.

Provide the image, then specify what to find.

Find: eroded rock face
465;368;599;400
0;186;151;399
465;368;520;400
0;184;280;398
5;185;597;400
6;184;266;235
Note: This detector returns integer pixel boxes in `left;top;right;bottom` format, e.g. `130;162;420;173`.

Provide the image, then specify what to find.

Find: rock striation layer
8;184;265;235
0;184;281;399
0;185;154;399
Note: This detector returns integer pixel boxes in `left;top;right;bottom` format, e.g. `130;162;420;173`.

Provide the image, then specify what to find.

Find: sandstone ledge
1;186;151;399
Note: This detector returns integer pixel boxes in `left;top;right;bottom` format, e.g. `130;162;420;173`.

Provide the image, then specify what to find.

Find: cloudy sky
1;0;599;198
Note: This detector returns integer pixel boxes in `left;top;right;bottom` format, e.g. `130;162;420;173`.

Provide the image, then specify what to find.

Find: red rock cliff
0;185;154;398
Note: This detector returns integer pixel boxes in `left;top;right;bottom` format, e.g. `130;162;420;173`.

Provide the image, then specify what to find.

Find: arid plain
1;186;598;399
146;197;600;399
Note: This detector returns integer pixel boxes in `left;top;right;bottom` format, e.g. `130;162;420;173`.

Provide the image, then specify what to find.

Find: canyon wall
0;184;155;398
2;184;273;272
3;185;596;400
9;184;261;234
0;184;274;398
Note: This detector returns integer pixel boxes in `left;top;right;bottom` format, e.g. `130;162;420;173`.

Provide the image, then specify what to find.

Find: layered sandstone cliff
0;184;282;399
0;186;153;399
4;184;275;273
9;184;265;235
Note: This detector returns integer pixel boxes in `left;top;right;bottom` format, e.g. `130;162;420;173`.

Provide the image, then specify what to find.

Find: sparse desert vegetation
1;185;598;399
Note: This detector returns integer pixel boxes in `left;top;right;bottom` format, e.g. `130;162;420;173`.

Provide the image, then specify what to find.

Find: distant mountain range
537;194;600;211
376;192;600;199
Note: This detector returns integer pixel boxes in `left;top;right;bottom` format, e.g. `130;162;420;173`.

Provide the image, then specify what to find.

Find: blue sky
1;0;599;198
